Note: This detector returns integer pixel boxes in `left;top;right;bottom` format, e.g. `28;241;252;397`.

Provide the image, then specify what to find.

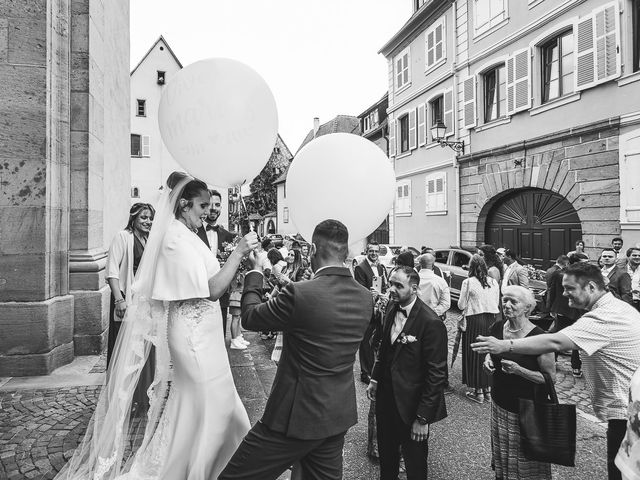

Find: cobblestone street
0;309;606;479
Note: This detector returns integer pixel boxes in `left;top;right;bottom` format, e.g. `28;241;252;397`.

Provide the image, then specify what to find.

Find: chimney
313;117;320;138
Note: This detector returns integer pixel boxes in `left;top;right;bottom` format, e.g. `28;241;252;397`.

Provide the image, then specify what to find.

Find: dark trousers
359;320;376;378
607;419;627;480
219;421;346;480
376;385;429;480
221;306;228;340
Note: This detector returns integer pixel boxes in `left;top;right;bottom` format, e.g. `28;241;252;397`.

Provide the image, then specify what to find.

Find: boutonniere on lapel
397;333;418;345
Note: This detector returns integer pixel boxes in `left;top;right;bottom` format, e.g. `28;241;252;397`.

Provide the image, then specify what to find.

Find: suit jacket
371;298;448;425
505;263;529;288
547;267;580;319
606;265;633;304
353;259;388;293
241;267;373;440
196;224;235;254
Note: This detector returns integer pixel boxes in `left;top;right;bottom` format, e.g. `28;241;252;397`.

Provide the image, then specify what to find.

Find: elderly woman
458;254;501;403
480;285;556;480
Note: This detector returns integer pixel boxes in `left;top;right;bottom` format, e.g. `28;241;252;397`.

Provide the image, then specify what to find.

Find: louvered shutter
463;76;476;129
388;119;396;158
405;183;412;212
436;174;447;211
576;14;596;90
425;178;435;212
396;57;403;90
418;104;426;147
506;48;531;115
142;135;151;157
436;22;445;63
594;3;620;83
444;88;454;137
409;108;417;150
427;30;435;67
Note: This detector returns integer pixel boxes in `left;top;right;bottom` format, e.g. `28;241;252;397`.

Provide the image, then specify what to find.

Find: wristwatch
416;415;428;425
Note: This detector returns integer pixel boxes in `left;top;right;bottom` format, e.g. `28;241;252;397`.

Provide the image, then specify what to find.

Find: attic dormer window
157;70;165;85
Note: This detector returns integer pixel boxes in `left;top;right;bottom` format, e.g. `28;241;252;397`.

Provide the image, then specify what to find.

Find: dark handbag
518;372;576;467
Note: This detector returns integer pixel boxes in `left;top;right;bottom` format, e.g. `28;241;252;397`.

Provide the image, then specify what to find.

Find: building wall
276;183;297;236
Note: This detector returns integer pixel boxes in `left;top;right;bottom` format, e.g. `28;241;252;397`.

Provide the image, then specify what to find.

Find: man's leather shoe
360;373;370;384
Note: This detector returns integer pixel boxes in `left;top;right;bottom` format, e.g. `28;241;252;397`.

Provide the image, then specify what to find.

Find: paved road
0;309;608;479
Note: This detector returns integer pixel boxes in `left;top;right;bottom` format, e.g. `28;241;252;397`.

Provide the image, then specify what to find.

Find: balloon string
237;182;254;232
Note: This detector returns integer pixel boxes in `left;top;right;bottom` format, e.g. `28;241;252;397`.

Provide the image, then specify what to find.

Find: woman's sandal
465;391;484;404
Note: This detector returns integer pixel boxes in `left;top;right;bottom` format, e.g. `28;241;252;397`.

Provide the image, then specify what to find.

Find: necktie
206;224;219;231
398;308;407;318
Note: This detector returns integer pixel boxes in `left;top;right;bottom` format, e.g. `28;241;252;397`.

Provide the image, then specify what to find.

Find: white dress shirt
204;222;219;254
417;269;450;317
390;297;417;344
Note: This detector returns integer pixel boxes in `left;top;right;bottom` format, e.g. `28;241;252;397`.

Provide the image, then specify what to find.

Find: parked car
266;233;284;248
433;247;547;313
351;245;420;272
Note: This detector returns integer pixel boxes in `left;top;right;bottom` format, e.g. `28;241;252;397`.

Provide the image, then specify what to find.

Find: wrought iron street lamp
430;121;465;155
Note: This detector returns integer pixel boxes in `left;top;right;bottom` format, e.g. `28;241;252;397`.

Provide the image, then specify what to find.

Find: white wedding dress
122;219;250;479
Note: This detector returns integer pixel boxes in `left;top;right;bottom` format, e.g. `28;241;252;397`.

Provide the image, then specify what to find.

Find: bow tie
398;308;408;318
205;224;219;231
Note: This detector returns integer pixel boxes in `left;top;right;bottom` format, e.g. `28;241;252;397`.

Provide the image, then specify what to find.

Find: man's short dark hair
564;262;606;290
312;219;349;262
556;255;569;265
612;237;623;244
504;248;518;260
393;266;420;288
601;247;616;255
367;241;379;250
261;238;273;250
395;252;415;268
568;252;589;264
209;189;222;201
628;247;640;257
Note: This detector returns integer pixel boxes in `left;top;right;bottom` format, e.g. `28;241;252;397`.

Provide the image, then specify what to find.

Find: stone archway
484;188;582;268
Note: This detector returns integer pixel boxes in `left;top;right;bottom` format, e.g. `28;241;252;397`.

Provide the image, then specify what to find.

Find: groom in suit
366;266;447;480
197;189;235;335
354;241;389;384
220;219;373;480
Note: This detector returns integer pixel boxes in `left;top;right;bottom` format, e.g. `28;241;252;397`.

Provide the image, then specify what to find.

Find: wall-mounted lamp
430;121;465;155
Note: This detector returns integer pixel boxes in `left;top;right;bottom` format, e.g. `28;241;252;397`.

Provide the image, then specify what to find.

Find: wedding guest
422;247;444;278
106;202;155;365
458;254;500;404
366;266;447;480
220;220;373;480
627;247;640;312
569;252;589;264
482;285;555;480
417;253;450;319
502;249;529;288
395;251;416;270
198;189;236;339
472;262;640;480
282;249;306;283
567;239;586;259
601;248;633;304
478;244;504;284
354;241;389;384
613;237;628;268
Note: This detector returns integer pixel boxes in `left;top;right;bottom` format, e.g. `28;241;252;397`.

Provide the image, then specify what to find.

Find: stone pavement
0;308;605;479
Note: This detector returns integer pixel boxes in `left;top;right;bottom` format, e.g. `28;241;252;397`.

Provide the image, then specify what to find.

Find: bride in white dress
56;174;258;480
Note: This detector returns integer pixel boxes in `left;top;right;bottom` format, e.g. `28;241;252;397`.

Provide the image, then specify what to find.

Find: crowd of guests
106;202;640;480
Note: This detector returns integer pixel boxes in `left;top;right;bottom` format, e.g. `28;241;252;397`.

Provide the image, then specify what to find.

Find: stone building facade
0;0;131;376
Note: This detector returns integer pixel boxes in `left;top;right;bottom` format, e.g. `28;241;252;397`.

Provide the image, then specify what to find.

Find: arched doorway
485;188;582;269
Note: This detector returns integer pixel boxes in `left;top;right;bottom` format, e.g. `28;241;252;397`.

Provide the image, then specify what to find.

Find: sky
130;0;411;153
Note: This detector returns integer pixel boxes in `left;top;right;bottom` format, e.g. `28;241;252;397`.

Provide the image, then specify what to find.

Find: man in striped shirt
472;262;640;480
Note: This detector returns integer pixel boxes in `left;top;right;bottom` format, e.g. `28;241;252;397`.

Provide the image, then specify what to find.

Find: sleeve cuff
247;270;264;276
369;379;378;385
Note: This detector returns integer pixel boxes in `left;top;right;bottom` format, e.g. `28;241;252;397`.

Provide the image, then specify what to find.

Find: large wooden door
485;189;581;269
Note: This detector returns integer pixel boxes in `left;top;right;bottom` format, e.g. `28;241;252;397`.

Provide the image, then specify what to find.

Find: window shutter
142;135;151;157
594;3;620;83
425;178;435;211
388;119;396;158
417;104;426;147
409;108;417;150
396;58;403;89
576;14;596;90
427;30;435;67
506;48;531;115
444;88;454;137
436;174;447;211
463;76;476;129
437;22;445;63
406;183;411;212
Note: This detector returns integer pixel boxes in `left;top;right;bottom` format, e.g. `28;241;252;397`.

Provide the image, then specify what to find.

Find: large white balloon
158;58;278;186
287;133;396;243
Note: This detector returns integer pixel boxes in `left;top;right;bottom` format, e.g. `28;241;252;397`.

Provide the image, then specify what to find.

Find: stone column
68;0;130;355
0;0;74;376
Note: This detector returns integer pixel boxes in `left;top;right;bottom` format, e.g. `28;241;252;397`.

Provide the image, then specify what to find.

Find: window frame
131;134;141;157
633;0;640;73
425;171;447;215
395;46;411;93
136;99;146;117
399;114;410;153
540;29;574;104
474;0;508;38
425;18;446;73
283;207;289;223
157;70;166;85
482;63;506;123
428;95;444;143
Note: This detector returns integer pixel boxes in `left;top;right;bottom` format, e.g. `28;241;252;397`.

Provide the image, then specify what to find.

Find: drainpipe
452;1;462;248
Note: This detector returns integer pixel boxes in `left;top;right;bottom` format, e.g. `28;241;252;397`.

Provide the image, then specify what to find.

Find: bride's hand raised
235;231;259;257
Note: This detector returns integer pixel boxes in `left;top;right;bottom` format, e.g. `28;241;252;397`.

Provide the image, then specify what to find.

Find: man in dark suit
354;241;389;384
366;266;448;480
601;248;633;304
220;219;373;480
196;189;236;337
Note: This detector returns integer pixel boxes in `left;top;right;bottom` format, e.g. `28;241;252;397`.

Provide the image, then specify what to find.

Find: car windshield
435;250;449;264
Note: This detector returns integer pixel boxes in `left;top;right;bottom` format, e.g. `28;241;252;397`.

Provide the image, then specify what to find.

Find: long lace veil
56;175;192;480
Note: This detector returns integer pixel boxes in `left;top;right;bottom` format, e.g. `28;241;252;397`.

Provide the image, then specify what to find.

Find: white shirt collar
398;296;417;317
